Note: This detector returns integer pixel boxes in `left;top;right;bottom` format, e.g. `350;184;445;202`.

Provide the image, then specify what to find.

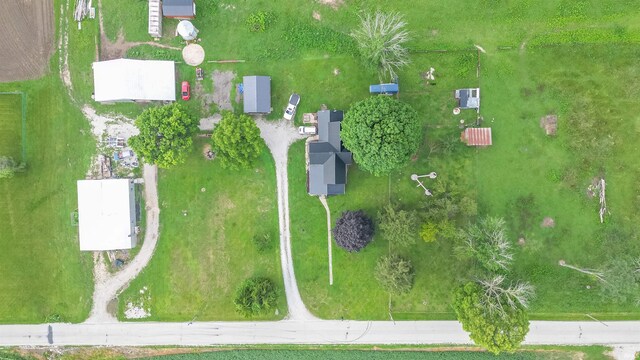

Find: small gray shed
163;0;195;19
454;88;480;110
243;76;271;114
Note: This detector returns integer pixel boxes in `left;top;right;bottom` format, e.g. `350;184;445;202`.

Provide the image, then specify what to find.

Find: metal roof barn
77;179;137;251
92;59;176;103
461;127;492;146
243;76;271;114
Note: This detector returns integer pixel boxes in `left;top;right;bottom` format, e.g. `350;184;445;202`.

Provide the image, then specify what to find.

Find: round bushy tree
375;254;414;294
342;96;421;176
128;103;198;168
378;204;418;248
211;112;264;170
233;277;277;317
333;210;374;252
452;282;529;354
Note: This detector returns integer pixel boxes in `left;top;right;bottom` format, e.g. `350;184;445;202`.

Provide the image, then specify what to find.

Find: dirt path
85;164;160;323
97;0;180;60
255;118;316;320
318;196;334;285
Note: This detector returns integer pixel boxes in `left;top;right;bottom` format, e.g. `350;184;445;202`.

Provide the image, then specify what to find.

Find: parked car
181;81;190;101
298;126;317;135
284;93;300;120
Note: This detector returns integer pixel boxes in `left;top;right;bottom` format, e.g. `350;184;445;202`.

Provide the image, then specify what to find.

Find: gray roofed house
454;88;480;110
243;76;271;114
307;110;352;196
163;0;196;19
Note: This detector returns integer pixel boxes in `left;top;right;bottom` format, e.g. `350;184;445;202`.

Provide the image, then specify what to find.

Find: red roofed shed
461;127;492;146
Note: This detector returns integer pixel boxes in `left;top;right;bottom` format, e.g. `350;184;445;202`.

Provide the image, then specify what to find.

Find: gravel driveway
255;118;316;320
85;164;160;323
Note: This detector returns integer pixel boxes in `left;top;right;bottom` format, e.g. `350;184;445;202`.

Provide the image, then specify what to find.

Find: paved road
1;321;639;348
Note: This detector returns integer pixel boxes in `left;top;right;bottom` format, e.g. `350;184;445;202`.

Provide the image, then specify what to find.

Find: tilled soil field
0;0;54;82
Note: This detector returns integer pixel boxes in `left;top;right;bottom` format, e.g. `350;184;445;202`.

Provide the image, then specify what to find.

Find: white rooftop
93;59;176;102
77;179;137;251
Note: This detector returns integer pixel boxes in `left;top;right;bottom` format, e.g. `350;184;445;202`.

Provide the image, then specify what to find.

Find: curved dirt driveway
85;164;160;323
255;118;317;321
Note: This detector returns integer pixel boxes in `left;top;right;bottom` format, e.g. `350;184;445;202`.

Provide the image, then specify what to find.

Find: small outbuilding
455;88;480;110
92;59;176;103
308;110;353;196
461;127;492;146
176;20;198;41
163;0;196;19
77;179;137;251
243;76;271;114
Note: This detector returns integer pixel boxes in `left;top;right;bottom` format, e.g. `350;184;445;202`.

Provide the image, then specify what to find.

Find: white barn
92;59;176;103
77;179;137;251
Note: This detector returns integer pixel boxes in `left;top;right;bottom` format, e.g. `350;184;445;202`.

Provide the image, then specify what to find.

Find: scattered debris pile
74;0;95;22
541;217;555;228
124;286;151;319
540;115;557;136
587;177;608;223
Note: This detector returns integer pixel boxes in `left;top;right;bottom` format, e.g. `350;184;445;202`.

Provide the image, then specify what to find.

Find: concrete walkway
255;118;316;320
319;196;334;285
85;164;160;323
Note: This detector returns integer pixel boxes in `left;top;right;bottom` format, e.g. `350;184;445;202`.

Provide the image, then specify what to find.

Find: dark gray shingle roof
243;76;271;114
308;110;352;195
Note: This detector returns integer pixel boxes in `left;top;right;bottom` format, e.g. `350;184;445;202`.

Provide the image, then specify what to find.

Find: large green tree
128;103;198;168
452;282;530;354
342;96;421;176
375;254;414;294
378;204;418;248
211;112;264;170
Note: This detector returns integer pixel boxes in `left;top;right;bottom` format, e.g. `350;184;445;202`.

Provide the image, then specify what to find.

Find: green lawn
291;45;640;320
117;140;285;321
97;0;640;321
0;61;95;323
0;93;23;161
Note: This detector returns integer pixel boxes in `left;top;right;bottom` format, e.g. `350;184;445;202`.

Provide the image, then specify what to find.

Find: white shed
77;179;137;251
92;59;176;103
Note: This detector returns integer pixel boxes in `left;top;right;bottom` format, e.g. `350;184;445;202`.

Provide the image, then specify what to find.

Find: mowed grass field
291;45;640;320
0;78;95;322
118;140;285;321
97;0;640;321
0;94;23;161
